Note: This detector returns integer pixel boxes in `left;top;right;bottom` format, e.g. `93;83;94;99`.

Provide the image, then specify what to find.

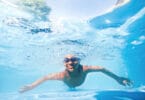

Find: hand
117;77;133;86
19;85;33;93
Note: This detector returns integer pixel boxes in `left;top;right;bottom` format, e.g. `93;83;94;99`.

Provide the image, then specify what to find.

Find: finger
123;80;128;85
126;82;131;86
125;81;133;87
19;86;29;93
19;89;25;93
19;87;29;93
121;82;127;86
124;81;131;86
19;87;27;91
19;87;27;92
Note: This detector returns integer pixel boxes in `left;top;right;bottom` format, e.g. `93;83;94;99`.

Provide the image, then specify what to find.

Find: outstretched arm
19;72;64;93
101;68;132;86
87;66;132;86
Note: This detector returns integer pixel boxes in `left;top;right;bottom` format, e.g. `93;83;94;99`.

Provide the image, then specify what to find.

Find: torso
62;65;88;88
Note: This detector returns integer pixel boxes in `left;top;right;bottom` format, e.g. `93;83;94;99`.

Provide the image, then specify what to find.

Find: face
64;54;80;72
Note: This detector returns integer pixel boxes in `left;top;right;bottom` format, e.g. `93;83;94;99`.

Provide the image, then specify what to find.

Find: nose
68;60;73;64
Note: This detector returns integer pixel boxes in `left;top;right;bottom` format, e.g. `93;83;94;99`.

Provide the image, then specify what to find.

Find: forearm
19;77;47;93
19;73;62;93
30;73;63;87
101;68;119;80
30;77;47;88
88;66;132;86
100;68;132;86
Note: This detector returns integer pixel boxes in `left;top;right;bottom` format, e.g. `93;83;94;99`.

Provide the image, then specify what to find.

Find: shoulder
82;65;91;73
82;65;104;73
45;71;65;80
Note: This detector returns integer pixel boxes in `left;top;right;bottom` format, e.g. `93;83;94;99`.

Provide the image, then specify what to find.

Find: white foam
131;35;145;45
120;7;145;30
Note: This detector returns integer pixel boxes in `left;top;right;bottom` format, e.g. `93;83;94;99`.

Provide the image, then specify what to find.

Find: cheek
64;63;67;67
64;63;69;67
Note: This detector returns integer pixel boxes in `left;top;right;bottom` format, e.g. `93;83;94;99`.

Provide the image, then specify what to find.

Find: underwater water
0;0;145;99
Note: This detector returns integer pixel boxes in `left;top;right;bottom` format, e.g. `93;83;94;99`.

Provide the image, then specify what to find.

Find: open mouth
68;66;74;69
69;67;73;70
67;65;75;70
66;63;78;70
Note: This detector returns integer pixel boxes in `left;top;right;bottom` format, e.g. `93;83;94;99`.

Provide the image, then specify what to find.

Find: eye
64;58;69;62
70;58;76;61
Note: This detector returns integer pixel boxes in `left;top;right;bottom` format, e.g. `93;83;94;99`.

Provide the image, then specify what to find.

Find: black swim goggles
64;57;80;63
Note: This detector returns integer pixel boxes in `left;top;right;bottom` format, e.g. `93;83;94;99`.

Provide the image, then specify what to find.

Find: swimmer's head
64;54;80;72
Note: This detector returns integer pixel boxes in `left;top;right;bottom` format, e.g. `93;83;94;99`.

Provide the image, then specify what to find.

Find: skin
19;54;133;93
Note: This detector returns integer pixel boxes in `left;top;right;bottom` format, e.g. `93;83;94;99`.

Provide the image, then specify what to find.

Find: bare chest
63;72;87;87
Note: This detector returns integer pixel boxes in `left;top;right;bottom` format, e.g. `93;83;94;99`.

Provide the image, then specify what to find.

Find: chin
68;68;74;72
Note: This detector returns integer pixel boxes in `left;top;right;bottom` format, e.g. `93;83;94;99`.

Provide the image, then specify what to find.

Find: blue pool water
0;0;145;99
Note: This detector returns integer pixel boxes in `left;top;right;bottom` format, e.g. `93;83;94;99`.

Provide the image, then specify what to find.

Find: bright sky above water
46;0;118;20
1;0;129;20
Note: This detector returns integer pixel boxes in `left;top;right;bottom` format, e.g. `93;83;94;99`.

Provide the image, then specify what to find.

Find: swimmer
19;54;132;93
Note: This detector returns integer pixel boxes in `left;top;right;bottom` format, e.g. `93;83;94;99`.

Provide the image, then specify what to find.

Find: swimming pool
0;0;145;99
